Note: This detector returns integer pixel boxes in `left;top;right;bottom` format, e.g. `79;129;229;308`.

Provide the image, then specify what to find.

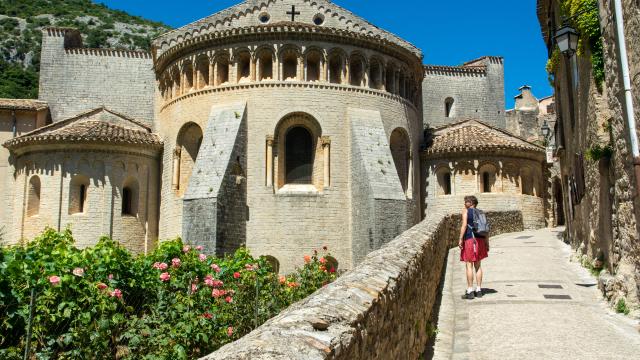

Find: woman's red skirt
460;236;488;262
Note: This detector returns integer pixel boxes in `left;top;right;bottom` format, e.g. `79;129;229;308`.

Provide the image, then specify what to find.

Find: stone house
537;0;640;307
0;0;550;273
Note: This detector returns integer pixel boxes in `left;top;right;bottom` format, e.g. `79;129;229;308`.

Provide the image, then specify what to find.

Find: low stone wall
202;210;522;359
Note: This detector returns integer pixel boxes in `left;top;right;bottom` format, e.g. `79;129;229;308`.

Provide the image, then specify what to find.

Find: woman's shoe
475;289;483;298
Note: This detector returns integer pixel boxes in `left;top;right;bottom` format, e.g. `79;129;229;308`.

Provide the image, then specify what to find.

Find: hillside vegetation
0;0;171;99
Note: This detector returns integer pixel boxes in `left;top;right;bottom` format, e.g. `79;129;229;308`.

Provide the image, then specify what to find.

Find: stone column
250;58;256;82
321;58;327;82
407;152;413;199
256;57;261;81
363;64;369;87
297;55;303;80
342;59;351;85
266;136;274;187
322;136;331;188
172;147;181;190
209;60;215;87
192;62;197;91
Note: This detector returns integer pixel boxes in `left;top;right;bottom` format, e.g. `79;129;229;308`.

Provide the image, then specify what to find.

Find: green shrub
0;228;337;359
616;298;630;315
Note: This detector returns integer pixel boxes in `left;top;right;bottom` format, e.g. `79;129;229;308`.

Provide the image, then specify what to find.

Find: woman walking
458;195;489;299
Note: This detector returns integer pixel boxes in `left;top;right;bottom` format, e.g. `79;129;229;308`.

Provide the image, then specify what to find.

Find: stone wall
349;108;410;265
596;0;640;309
422;57;506;129
202;210;522;359
5;147;159;253
182;103;248;255
38;28;155;125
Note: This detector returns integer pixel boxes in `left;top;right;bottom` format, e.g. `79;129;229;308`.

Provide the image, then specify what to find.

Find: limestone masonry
1;0;550;274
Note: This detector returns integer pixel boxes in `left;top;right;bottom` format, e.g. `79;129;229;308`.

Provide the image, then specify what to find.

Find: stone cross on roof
286;5;300;22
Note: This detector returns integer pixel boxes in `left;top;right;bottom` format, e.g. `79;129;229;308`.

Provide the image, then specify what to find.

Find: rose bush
0;228;337;359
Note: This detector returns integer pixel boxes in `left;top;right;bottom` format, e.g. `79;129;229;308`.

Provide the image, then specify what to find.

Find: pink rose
227;326;233;337
160;272;170;282
108;274;114;280
204;275;215;287
225;296;233;303
153;262;168;270
196;245;204;251
48;275;61;286
171;258;181;268
212;288;225;298
212;279;223;288
109;288;123;299
199;254;207;262
191;283;198;293
233;272;240;279
211;264;221;273
245;264;254;271
278;275;286;284
319;257;327;264
96;282;108;290
182;245;191;253
72;267;84;277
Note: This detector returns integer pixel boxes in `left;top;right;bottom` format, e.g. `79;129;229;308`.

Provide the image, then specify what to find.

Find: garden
0;228;337;359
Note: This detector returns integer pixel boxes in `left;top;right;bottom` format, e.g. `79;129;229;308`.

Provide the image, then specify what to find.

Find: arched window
183;61;194;91
305;50;322;82
285;126;313;184
328;52;342;84
369;59;382;89
478;164;497;193
282;50;298;81
445;97;454;117
386;64;395;94
236;51;251;83
175;123;203;196
436;168;452;196
196;55;209;89
172;67;181;97
257;49;274;81
390;128;410;193
122;177;139;216
215;54;230;85
27;175;41;217
263;255;280;273
349;56;364;86
482;172;491;192
520;167;533;195
69;175;89;214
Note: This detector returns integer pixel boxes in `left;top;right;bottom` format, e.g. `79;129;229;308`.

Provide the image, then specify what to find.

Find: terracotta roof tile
3;107;162;149
0;98;49;111
424;119;544;155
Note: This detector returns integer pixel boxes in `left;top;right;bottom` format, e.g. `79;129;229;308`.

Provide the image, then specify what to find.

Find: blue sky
100;0;552;108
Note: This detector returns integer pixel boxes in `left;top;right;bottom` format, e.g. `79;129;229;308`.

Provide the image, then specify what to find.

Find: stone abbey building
0;0;548;272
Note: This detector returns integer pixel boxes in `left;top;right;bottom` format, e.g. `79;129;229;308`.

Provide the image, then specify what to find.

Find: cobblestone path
431;227;640;360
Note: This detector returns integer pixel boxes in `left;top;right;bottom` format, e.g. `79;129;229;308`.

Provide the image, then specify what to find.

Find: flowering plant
0;228;337;359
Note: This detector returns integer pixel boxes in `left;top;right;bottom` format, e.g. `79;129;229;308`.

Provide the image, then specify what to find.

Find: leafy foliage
0;229;337;359
0;0;171;99
560;0;605;88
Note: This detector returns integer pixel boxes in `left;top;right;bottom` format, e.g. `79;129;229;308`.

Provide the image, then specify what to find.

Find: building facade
538;0;640;309
1;0;551;274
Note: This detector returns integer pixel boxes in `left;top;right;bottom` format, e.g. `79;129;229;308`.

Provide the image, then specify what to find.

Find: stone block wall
422;57;506;129
349;108;410;265
38;28;155;125
182;103;247;255
5;147;159;253
202;210;522;359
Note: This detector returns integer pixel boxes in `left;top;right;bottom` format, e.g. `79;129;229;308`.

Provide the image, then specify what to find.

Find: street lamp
541;119;551;139
554;23;579;57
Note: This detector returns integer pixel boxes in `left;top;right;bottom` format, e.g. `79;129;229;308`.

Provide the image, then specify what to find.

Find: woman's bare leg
474;261;483;289
466;261;474;289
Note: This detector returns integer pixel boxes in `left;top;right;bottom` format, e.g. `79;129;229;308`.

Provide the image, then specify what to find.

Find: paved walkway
432;227;640;360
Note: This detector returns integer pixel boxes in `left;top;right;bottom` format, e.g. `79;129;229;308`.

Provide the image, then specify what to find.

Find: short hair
464;195;478;206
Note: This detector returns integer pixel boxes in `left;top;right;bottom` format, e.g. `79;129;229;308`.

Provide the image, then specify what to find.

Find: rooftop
0;99;49;111
424;119;544;156
3;107;162;150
